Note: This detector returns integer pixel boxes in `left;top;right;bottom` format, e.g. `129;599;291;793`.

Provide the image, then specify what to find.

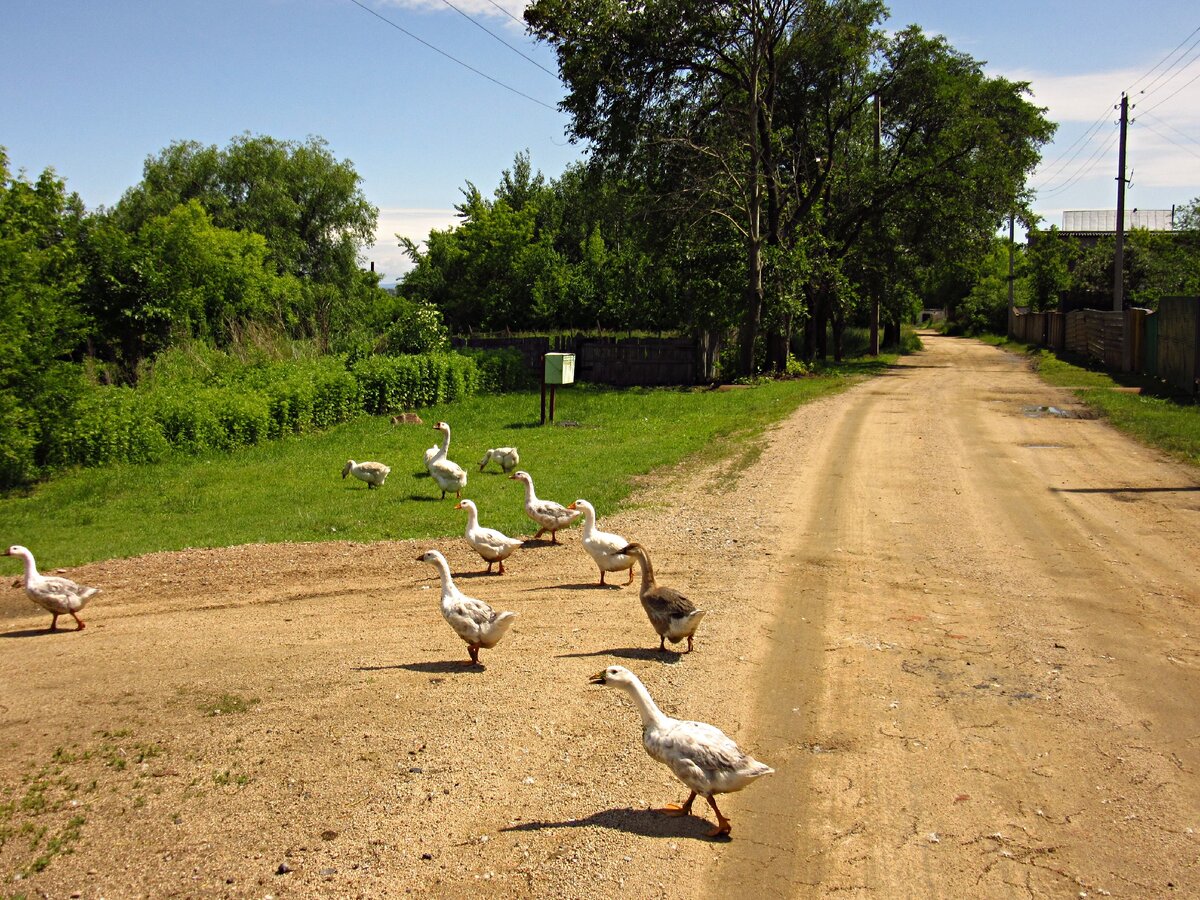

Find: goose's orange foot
654;803;689;818
705;820;732;838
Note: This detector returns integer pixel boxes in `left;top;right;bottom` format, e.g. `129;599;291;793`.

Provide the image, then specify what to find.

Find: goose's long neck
439;427;451;454
620;678;668;730
12;549;37;581
632;550;656;592
521;479;537;504
578;504;596;534
463;505;480;530
433;558;457;598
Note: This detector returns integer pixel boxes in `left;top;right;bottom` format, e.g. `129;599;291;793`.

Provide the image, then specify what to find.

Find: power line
481;0;526;28
1139;110;1198;147
1139;64;1200;116
1131;30;1200;102
434;0;558;77
344;0;557;110
1036;130;1120;197
1125;24;1200;96
1034;109;1111;182
1138;118;1200;161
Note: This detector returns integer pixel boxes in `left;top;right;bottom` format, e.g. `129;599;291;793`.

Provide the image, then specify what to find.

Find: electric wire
1132;33;1200;103
1036;130;1120;198
1138;64;1200;116
434;0;558;77
1139;111;1198;147
344;0;557;110
1033;109;1112;182
1125;24;1200;97
1137;118;1200;161
482;0;527;28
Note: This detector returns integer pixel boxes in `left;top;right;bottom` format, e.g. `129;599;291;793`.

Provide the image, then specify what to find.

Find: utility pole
1007;212;1015;323
1112;93;1129;313
870;92;881;356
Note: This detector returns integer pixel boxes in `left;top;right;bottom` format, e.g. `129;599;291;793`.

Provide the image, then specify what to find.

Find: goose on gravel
418;549;517;665
568;499;635;585
590;665;772;837
456;499;523;574
509;470;579;544
5;545;100;632
619;543;705;652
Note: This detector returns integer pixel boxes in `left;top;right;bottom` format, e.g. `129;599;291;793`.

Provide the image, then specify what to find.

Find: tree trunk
833;309;846;363
815;288;829;362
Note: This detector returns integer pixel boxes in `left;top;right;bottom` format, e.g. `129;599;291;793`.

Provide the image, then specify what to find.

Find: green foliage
456;347;532;393
351;353;479;414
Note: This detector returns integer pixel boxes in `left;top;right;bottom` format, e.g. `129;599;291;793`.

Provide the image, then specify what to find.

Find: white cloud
375;0;528;30
364;207;460;283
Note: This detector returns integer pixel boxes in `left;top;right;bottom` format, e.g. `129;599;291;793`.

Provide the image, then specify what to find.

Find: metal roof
1062;209;1175;232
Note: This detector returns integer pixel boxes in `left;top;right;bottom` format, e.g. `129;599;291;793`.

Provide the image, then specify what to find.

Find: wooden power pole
870;92;881;356
1112;93;1129;313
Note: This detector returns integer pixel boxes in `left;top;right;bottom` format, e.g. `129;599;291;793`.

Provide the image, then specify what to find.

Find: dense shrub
458;347;531;393
43;385;169;468
352;353;480;414
2;344;518;491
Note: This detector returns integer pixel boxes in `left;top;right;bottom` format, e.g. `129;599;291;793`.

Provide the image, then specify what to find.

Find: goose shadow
453;570;506;580
553;582;626;591
556;647;681;662
518;538;566;549
0;627;72;639
501;807;725;841
354;660;486;674
407;494;444;503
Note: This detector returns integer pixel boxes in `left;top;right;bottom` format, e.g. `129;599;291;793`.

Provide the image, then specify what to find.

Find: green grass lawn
0;363;890;570
987;336;1200;468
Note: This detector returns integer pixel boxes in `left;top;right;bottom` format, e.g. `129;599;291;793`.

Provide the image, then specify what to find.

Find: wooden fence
453;334;704;386
1010;297;1200;394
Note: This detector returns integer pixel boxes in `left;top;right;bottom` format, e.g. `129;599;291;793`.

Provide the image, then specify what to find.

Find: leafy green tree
1023;225;1076;311
81;201;295;369
118;135;377;281
0;151;89;486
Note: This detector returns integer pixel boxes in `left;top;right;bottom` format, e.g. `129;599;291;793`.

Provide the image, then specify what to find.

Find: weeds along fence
1009;297;1200;395
451;335;706;386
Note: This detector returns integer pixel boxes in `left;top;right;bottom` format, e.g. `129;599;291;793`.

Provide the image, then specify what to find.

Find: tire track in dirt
705;335;1200;898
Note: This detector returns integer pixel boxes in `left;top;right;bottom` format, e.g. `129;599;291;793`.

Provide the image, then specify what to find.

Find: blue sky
3;1;1198;282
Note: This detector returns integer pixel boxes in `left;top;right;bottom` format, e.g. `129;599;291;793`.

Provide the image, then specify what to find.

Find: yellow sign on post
541;352;575;423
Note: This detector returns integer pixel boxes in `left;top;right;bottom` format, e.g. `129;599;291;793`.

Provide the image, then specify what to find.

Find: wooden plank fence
1011;297;1199;395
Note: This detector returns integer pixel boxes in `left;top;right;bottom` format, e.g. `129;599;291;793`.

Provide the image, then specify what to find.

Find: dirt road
2;334;1198;898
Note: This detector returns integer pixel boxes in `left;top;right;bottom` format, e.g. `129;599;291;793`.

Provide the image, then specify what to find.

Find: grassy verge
986;335;1200;467
0;362;892;569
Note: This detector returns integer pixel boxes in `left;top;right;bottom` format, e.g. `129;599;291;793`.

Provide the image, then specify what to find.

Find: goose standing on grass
417;550;517;665
455;499;523;574
509;470;580;544
428;421;468;499
479;447;520;474
4;545;100;632
620;543;706;652
424;418;453;472
589;665;773;837
342;459;391;489
568;499;635;585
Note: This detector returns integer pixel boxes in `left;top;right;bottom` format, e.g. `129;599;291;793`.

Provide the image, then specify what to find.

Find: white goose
418;550;517;665
455;499;523;574
5;545;100;631
590;665;773;837
342;459;390;489
479;447;520;474
428;421;468;499
567;498;635;585
509;470;580;544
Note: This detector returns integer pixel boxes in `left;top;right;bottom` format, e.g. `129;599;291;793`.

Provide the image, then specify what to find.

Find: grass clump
200;693;260;717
